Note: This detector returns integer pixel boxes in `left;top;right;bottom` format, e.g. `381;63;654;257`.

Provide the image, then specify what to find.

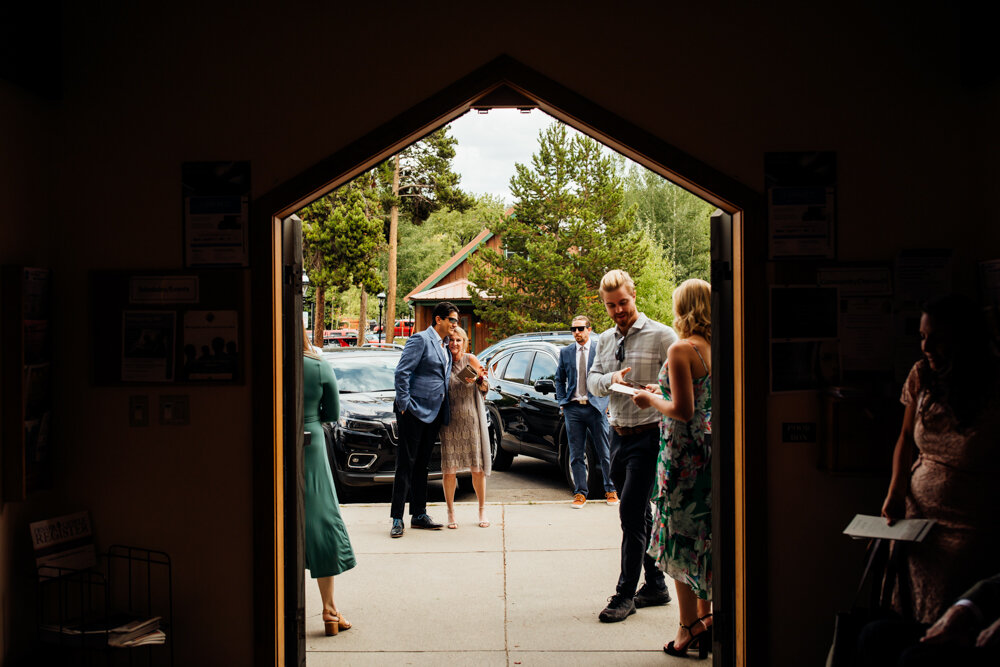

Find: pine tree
300;173;385;347
377;126;472;339
469;123;659;338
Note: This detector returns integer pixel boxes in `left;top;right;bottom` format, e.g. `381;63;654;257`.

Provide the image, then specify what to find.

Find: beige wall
1;2;997;664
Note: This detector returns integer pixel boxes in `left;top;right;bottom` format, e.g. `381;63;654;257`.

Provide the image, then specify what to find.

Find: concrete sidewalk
306;500;686;666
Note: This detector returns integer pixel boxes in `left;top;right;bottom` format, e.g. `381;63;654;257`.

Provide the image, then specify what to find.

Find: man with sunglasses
555;315;617;509
587;269;678;622
390;301;459;538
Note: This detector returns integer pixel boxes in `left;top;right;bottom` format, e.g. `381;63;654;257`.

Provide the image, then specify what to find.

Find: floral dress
648;340;712;600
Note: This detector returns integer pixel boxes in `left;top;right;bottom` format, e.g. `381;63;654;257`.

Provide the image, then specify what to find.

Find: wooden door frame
250;55;766;666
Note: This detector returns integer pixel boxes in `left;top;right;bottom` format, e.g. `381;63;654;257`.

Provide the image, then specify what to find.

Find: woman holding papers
880;294;1000;625
302;327;356;636
632;278;713;658
439;326;492;529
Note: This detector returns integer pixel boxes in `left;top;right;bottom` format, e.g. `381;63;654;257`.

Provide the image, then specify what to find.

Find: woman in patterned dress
439;326;492;528
881;295;1000;625
632;278;712;658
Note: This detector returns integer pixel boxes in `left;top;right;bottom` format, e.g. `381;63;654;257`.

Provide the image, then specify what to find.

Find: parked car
320;348;464;498
482;339;605;495
362;342;405;350
371;318;415;338
477;330;574;367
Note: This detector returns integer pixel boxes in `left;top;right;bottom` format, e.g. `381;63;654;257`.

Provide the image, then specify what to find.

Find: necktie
577;346;586;398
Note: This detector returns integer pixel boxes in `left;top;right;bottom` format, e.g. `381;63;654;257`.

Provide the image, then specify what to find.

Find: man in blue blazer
390;301;459;538
554;315;617;508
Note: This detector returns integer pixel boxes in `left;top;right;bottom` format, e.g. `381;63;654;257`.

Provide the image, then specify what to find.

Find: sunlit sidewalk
305;500;684;666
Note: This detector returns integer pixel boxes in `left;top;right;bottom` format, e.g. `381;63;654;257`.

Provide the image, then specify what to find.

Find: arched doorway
251;55;762;666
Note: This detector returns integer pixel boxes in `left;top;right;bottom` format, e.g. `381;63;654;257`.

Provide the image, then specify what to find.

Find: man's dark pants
563;401;613;497
390;405;443;519
610;426;666;597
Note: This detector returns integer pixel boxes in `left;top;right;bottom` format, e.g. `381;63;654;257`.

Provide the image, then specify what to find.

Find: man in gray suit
390;301;458;538
554;315;617;509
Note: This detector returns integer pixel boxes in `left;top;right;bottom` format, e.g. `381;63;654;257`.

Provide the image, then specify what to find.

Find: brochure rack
36;545;173;666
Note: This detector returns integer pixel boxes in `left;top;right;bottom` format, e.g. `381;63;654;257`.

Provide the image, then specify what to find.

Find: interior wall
1;2;996;664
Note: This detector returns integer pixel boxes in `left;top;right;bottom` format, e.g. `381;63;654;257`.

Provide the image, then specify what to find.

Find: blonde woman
302;327;356;635
632;279;713;658
439;326;492;528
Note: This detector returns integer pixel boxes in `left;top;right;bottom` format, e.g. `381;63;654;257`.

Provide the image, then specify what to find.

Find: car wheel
561;436;601;498
487;410;514;471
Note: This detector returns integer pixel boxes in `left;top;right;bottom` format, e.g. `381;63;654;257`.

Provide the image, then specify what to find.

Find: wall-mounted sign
765;152;837;259
129;276;200;304
182;161;250;268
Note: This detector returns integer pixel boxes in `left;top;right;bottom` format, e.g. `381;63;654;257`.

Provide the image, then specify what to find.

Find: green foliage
469;122;670;337
621;161;713;283
299;174;385;296
377;126;474;226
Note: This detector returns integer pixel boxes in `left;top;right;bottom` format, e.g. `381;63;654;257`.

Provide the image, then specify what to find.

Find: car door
517;349;562;460
493;349;535;450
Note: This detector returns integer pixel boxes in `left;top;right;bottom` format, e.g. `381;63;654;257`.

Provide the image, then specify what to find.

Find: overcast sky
447;108;558;206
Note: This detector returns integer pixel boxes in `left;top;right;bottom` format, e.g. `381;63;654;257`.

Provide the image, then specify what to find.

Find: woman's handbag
826;537;901;667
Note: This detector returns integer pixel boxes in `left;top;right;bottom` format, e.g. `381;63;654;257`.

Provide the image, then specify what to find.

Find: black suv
320;348;462;498
477;330;575;367
482;340;606;495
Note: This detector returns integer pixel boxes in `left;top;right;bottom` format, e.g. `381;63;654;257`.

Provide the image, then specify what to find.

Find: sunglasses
570;325;588;332
615;333;627;363
446;316;459;324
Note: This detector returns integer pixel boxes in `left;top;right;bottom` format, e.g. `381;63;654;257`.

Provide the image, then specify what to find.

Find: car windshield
323;352;399;393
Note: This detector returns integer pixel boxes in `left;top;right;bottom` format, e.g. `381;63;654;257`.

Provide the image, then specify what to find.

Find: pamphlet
842;514;935;542
457;364;478;382
610;382;639;396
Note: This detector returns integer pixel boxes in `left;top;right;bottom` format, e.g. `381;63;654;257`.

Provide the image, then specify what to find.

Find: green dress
647;340;712;600
303;355;356;578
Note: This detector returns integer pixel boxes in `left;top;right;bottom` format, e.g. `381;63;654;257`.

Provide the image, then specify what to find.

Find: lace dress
648;340;712;600
891;362;1000;623
439;353;491;474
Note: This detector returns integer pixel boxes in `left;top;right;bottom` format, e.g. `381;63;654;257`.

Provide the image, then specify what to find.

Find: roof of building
408;278;491;303
404;227;494;301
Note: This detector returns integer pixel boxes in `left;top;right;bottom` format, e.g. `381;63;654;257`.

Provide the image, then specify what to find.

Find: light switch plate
129;395;149;427
159;395;190;426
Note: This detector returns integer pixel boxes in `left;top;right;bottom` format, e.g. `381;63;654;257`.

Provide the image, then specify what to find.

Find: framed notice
766;151;837;259
182;161;251;268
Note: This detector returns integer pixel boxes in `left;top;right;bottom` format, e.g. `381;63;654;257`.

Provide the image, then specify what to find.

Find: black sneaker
598;593;636;623
634;582;672;607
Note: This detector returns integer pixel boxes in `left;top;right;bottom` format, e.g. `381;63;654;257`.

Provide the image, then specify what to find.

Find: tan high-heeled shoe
323;613;339;636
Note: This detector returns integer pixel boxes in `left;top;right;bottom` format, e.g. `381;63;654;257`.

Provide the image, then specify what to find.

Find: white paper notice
610;383;639;396
843;514;935;542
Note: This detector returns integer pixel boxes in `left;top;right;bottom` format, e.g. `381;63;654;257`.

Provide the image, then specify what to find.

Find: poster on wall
121;311;176;382
182;161;251;268
181;310;239;380
765;151;837;259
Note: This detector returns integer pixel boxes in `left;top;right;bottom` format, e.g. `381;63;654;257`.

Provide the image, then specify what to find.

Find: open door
282;214;306;666
710;208;735;666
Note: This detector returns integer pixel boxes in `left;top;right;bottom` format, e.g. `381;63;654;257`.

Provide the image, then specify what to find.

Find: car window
490;352;510;378
323;353;399;393
528;351;557;383
502;351;534;384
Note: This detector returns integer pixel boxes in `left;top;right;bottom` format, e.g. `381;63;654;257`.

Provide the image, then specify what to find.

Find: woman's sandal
478;509;490;527
447;513;458;529
322;611;351;636
663;618;710;659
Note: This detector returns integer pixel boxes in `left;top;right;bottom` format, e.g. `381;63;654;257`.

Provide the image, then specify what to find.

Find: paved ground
305;499;690;666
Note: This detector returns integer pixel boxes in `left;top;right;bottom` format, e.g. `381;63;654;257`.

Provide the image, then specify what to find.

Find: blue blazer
394;326;451;424
554;343;609;413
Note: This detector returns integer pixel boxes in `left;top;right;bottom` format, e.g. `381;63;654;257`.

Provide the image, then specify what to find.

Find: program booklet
842;514;936;542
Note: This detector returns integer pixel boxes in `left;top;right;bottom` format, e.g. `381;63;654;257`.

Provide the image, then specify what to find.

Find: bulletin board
91;269;246;385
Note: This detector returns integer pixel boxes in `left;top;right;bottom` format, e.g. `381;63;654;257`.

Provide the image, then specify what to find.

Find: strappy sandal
663;617;710;659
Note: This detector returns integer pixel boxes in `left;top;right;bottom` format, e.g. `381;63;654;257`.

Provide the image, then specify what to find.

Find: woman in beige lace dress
881;295;1000;624
439;326;492;528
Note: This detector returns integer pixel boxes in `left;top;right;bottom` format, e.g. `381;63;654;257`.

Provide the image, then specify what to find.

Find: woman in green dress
632;278;713;658
302;327;356;636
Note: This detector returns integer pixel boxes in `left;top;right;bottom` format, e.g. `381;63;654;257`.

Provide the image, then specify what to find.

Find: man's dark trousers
390;405;443;519
610;427;665;597
563;402;612;496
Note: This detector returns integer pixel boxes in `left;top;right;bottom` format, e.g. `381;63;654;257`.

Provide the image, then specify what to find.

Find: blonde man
587;269;678;622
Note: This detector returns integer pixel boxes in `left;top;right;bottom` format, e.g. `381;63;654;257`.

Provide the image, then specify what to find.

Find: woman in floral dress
633;278;712;658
